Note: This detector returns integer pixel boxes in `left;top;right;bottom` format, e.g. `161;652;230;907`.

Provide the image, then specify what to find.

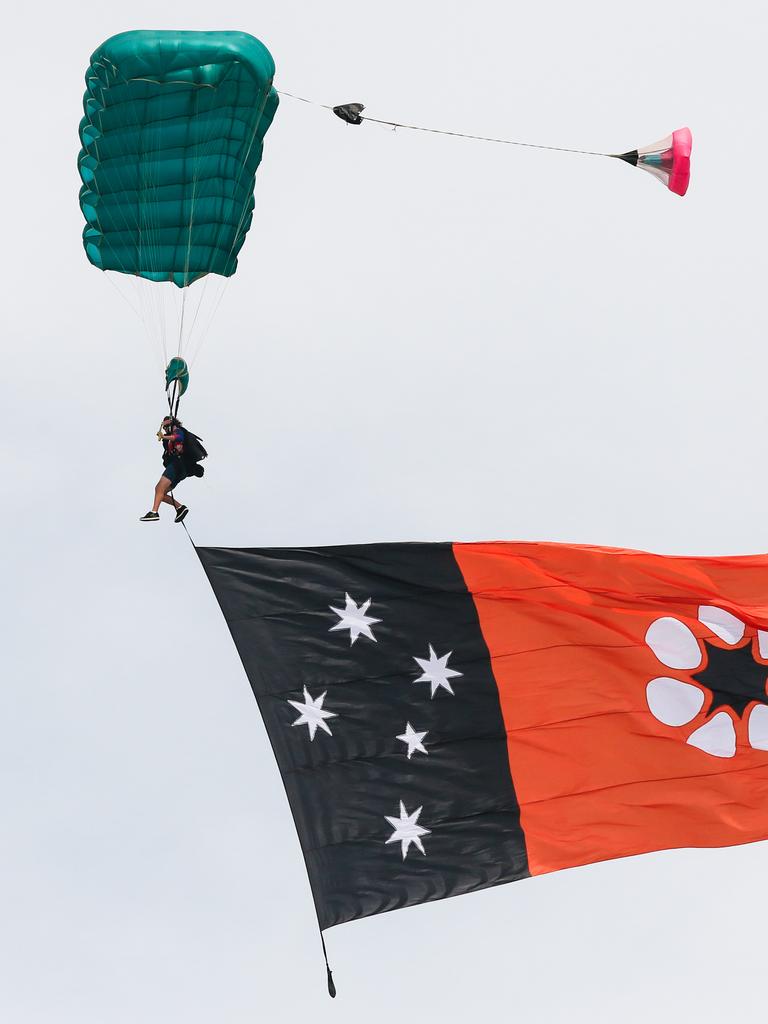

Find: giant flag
197;541;768;931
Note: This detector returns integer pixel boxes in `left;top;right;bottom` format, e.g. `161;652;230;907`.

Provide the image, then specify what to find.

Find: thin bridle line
363;117;611;158
276;89;613;158
277;89;333;110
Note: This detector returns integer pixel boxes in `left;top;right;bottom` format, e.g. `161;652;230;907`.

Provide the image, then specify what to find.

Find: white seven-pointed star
287;687;337;740
385;801;431;860
396;722;429;759
329;593;381;645
413;645;462;697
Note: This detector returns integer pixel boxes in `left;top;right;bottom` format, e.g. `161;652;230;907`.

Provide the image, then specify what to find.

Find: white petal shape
758;631;768;660
698;606;745;645
748;704;768;751
646;617;702;670
646;677;705;727
687;712;736;758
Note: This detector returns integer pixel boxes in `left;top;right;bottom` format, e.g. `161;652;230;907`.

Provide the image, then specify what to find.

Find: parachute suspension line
179;77;254;364
277;90;610;158
103;271;141;319
166;74;239;367
184;274;212;361
178;83;218;363
118;73;167;361
176;75;243;362
92;75;134;281
159;286;169;366
176;288;187;359
183;85;201;293
185;81;272;366
93;67;167;365
104;274;165;376
93;67;144;281
122;65;184;358
188;277;230;370
220;84;273;278
136;87;155;287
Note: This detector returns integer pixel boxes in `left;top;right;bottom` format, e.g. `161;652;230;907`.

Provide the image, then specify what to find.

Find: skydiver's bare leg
152;476;181;513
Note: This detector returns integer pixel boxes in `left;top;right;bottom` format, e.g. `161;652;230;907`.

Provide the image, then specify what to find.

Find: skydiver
139;416;190;523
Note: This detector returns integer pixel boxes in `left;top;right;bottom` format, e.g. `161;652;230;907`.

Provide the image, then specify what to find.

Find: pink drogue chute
617;127;692;196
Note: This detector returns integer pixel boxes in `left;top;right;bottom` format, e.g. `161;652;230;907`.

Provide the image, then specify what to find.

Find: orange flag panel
454;542;768;876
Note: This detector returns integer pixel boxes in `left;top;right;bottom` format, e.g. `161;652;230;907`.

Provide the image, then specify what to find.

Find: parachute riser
168;378;181;421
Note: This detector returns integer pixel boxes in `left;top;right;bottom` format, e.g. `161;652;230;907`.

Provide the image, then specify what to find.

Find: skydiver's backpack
182;429;208;477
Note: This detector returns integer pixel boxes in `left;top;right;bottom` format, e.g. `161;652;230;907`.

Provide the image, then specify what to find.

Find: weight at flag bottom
197;541;768;930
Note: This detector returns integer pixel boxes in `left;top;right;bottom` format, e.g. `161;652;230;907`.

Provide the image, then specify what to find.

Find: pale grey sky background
2;1;766;1020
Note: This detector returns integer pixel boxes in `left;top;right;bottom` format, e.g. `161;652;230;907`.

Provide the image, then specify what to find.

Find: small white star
329;593;381;645
413;645;462;697
385;801;431;860
287;687;337;740
396;722;429;759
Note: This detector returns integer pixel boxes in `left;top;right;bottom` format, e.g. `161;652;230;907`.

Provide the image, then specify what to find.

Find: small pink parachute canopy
618;127;692;196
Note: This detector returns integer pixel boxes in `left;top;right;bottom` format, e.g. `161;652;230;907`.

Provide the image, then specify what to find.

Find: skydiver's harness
162;425;208;477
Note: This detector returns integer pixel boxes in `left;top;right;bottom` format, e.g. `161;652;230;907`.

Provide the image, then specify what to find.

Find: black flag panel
197;543;529;929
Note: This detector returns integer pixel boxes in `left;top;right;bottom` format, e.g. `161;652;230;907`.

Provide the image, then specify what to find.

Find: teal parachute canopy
78;30;278;287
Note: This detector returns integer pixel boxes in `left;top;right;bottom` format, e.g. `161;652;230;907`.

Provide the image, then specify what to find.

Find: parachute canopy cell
78;30;278;287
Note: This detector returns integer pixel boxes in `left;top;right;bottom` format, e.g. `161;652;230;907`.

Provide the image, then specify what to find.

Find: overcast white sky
2;1;767;1020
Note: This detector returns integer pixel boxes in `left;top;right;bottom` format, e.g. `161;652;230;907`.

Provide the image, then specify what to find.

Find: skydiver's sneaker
174;505;189;524
139;511;160;522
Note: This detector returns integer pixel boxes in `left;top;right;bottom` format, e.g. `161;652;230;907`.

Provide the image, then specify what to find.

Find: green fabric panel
165;357;189;396
78;30;278;287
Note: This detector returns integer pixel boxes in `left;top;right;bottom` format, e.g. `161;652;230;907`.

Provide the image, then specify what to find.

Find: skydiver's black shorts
162;461;188;487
